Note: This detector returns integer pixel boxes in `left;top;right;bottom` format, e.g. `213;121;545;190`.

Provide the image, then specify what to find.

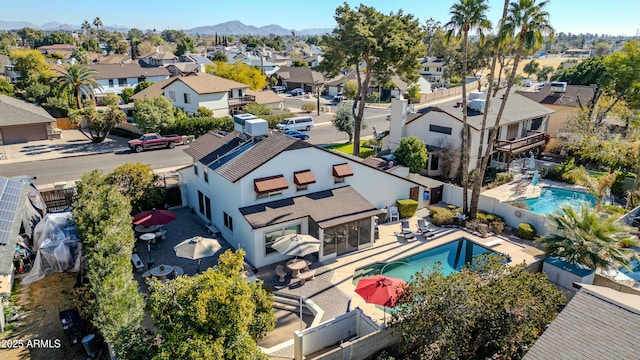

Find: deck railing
228;95;255;106
494;131;546;154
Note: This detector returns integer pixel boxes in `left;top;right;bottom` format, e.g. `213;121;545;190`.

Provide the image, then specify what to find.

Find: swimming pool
522;187;596;215
352;238;500;284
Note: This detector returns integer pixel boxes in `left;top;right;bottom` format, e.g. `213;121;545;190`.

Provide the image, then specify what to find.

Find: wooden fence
41;187;77;212
56;117;76;130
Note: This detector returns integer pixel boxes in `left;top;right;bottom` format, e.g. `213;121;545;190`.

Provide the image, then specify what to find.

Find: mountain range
0;19;331;36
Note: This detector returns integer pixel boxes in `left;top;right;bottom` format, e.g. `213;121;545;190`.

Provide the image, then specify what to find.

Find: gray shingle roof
274;66;325;85
519;84;595;107
0;94;56;126
0;176;28;276
524;285;640;360
407;89;555;130
89;63;169;80
214;132;313;183
239;186;380;229
183;131;243;165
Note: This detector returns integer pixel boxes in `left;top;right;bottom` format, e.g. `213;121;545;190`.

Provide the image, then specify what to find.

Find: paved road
0;147;193;186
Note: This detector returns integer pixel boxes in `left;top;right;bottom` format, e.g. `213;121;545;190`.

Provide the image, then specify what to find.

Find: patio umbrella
531;170;539;187
355;275;406;325
133;209;177;226
272;234;320;258
528;152;536;171
173;236;222;273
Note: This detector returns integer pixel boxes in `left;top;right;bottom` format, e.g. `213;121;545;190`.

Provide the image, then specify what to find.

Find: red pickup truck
128;133;183;153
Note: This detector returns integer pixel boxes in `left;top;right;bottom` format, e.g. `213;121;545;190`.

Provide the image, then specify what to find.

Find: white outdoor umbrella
174;236;222;273
528;152;536;170
272;234;320;258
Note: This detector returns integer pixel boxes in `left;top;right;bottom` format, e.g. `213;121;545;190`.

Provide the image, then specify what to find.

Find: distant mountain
0;19;330;36
186;20;330;36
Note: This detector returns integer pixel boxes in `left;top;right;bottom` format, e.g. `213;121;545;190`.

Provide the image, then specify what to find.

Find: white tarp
22;211;82;285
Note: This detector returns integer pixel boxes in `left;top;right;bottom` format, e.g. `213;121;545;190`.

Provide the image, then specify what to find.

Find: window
198;191;204;215
294;170;315;192
256;190;282;199
334;177;345;184
223;212;233;232
183;93;191;104
436;67;443;72
430;155;440;171
332;163;353;184
530;117;543;131
118;78;127;86
203;167;209;183
168;91;176;101
108;79;114;88
205;197;211;221
296;184;308;191
137;77;145;83
228;90;233;98
429;124;452;135
193;162;198;175
254;175;288;199
264;224;300;255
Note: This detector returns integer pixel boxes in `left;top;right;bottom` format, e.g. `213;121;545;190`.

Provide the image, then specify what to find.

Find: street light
314;80;323;116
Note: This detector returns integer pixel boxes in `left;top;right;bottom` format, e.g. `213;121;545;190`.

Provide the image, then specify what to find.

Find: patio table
140;233;156;252
135;224;161;233
150;265;173;280
287;259;308;278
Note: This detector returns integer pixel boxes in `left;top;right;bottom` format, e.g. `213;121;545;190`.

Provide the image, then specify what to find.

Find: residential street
0;148;193;187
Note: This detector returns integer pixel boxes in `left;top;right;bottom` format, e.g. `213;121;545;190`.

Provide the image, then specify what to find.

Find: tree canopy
392;255;566;359
320;3;425;156
70;105;126;143
207;61;267;90
393;136;427;173
133;95;176;132
148;249;275;359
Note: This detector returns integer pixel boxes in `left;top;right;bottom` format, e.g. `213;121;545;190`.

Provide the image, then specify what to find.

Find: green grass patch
324;142;373;158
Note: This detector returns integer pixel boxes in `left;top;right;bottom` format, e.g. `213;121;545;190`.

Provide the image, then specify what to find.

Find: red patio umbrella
133;209;177;226
355;275;406;324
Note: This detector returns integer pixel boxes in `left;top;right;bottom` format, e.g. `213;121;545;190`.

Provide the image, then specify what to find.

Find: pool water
522;187;596;215
619;258;640;281
352;238;499;284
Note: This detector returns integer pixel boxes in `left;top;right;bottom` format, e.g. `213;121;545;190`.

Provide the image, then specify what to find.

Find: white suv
333;92;345;102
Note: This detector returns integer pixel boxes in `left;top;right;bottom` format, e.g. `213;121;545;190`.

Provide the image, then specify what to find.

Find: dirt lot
489;58;577;79
1;272;86;360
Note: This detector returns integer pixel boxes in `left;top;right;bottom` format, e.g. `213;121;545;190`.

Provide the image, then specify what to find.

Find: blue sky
2;0;639;36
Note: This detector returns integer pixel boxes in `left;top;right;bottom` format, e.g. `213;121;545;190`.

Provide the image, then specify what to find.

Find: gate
430;185;443;203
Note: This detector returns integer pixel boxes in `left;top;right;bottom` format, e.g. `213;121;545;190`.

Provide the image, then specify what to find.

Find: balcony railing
228;95;256;107
494;131;546;154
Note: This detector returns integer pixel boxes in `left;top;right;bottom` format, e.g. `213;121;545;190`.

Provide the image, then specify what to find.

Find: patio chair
388;206;400;222
417;219;435;238
275;264;288;283
155;228;167;241
401;220;415;240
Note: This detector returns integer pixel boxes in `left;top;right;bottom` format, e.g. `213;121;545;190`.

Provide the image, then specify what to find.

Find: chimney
199;64;205;73
388;98;408;151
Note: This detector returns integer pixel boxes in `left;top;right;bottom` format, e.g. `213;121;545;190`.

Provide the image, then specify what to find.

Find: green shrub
518;222;537;240
161;116;234;137
476;211;504;223
489;221;505;235
545;158;575;183
602;204;627;218
396;199;419;219
109;127;139;139
494;172;513;185
430;207;455;226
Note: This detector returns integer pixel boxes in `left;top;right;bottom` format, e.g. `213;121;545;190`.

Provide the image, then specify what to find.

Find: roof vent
468;98;486;112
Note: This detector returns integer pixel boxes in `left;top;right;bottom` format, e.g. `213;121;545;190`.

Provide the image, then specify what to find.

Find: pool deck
482;177;588;202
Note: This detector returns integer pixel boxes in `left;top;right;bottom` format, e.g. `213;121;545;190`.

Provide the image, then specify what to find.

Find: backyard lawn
324;142;374;158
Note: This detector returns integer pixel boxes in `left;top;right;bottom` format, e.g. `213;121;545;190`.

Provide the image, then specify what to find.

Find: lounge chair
275;264;288;283
417;219;435;238
401;220;415;240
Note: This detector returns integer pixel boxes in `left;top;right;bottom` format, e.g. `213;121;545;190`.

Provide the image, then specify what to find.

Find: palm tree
469;0;554;218
81;20;91;40
562;166;617;211
93;17;103;41
538;204;638;271
445;0;492;216
59;63;100;109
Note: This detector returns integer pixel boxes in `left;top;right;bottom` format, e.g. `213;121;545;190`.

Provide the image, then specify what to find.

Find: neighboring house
138;52;178;67
0;94;61;145
325;70;409;99
166;62;199;77
387;90;555;177
232;55;280;76
179;54;213;67
92;54;132;65
90;63;170;95
416;75;434;95
272;66;325;93
246;89;284;110
524;284;640;360
181;129;425;268
519;83;595;137
0;54;11;81
0;176;44;294
37;44;76;59
286;54;323;68
420;57;446;84
563;48;591;58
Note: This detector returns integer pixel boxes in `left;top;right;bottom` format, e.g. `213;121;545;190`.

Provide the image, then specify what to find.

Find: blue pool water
523;187;596;215
353;238;499;284
619;258;640;281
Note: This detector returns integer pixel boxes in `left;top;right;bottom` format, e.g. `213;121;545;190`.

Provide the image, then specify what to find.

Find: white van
275;116;314;131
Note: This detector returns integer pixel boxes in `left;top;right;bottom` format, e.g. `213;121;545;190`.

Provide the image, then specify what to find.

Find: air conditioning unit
550;81;567;94
233;113;257;133
245;119;269;137
468;98;486;111
468;91;484;100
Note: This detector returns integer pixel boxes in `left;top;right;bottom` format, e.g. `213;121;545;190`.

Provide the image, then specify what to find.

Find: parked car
128;133;183;153
333;92;345;102
291;88;306;96
281;130;310;140
275;116;314;131
271;86;286;93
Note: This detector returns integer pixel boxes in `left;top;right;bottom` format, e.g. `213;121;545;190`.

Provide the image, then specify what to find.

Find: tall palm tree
81;20;91;40
538;204;638;271
562;166;617;211
93;17;103;41
59;63;100;109
469;0;554;218
445;0;492;216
